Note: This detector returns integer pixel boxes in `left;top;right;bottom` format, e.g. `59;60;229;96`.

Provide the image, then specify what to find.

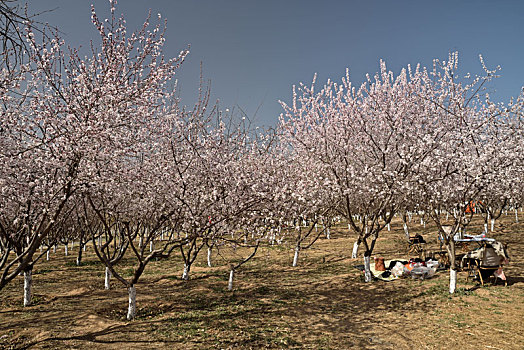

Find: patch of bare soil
0;214;523;349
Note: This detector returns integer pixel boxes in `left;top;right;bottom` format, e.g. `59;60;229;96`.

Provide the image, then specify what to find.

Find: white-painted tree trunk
24;269;32;307
449;269;457;294
352;240;359;259
149;241;153;252
446;212;449;220
484;223;488;234
387;223;390;231
292;245;300;267
104;267;111;290
515;208;519;223
127;285;136;320
64;244;68;256
139;236;143;248
403;223;409;240
182;264;190;280
53;245;56;253
46;250;50;261
228;269;234;291
490;219;495;232
347;223;351;232
326;227;330;239
364;256;372;282
207;247;212;267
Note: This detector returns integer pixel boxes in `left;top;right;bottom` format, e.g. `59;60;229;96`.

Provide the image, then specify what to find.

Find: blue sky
29;0;524;127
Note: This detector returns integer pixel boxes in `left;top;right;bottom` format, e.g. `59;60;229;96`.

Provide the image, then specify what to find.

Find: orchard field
1;213;523;350
2;2;524;350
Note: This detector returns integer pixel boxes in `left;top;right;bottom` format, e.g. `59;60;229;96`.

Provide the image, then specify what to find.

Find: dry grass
0;213;523;349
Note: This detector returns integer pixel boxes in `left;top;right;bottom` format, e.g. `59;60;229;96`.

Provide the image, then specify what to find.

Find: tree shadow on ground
7;261;432;349
18;320;179;349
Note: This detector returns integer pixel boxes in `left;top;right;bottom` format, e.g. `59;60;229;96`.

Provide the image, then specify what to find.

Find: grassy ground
0;213;523;349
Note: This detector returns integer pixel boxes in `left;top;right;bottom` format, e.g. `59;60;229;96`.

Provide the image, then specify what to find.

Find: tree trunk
387;223;390;231
64;244;68;256
490;218;495;232
127;285;136;320
449;269;457;294
515;208;519;223
46;250;50;261
446;240;457;293
76;243;83;266
363;255;372;282
351;240;360;259
104;267;111;290
53;245;56;253
207;246;212;267
326;227;330;239
23;267;32;307
292;245;300;267
182;264;190;280
228;269;234;291
403;223;409;240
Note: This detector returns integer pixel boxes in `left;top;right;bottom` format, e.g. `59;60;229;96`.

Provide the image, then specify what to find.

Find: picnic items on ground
362;257;440;281
355;229;509;286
